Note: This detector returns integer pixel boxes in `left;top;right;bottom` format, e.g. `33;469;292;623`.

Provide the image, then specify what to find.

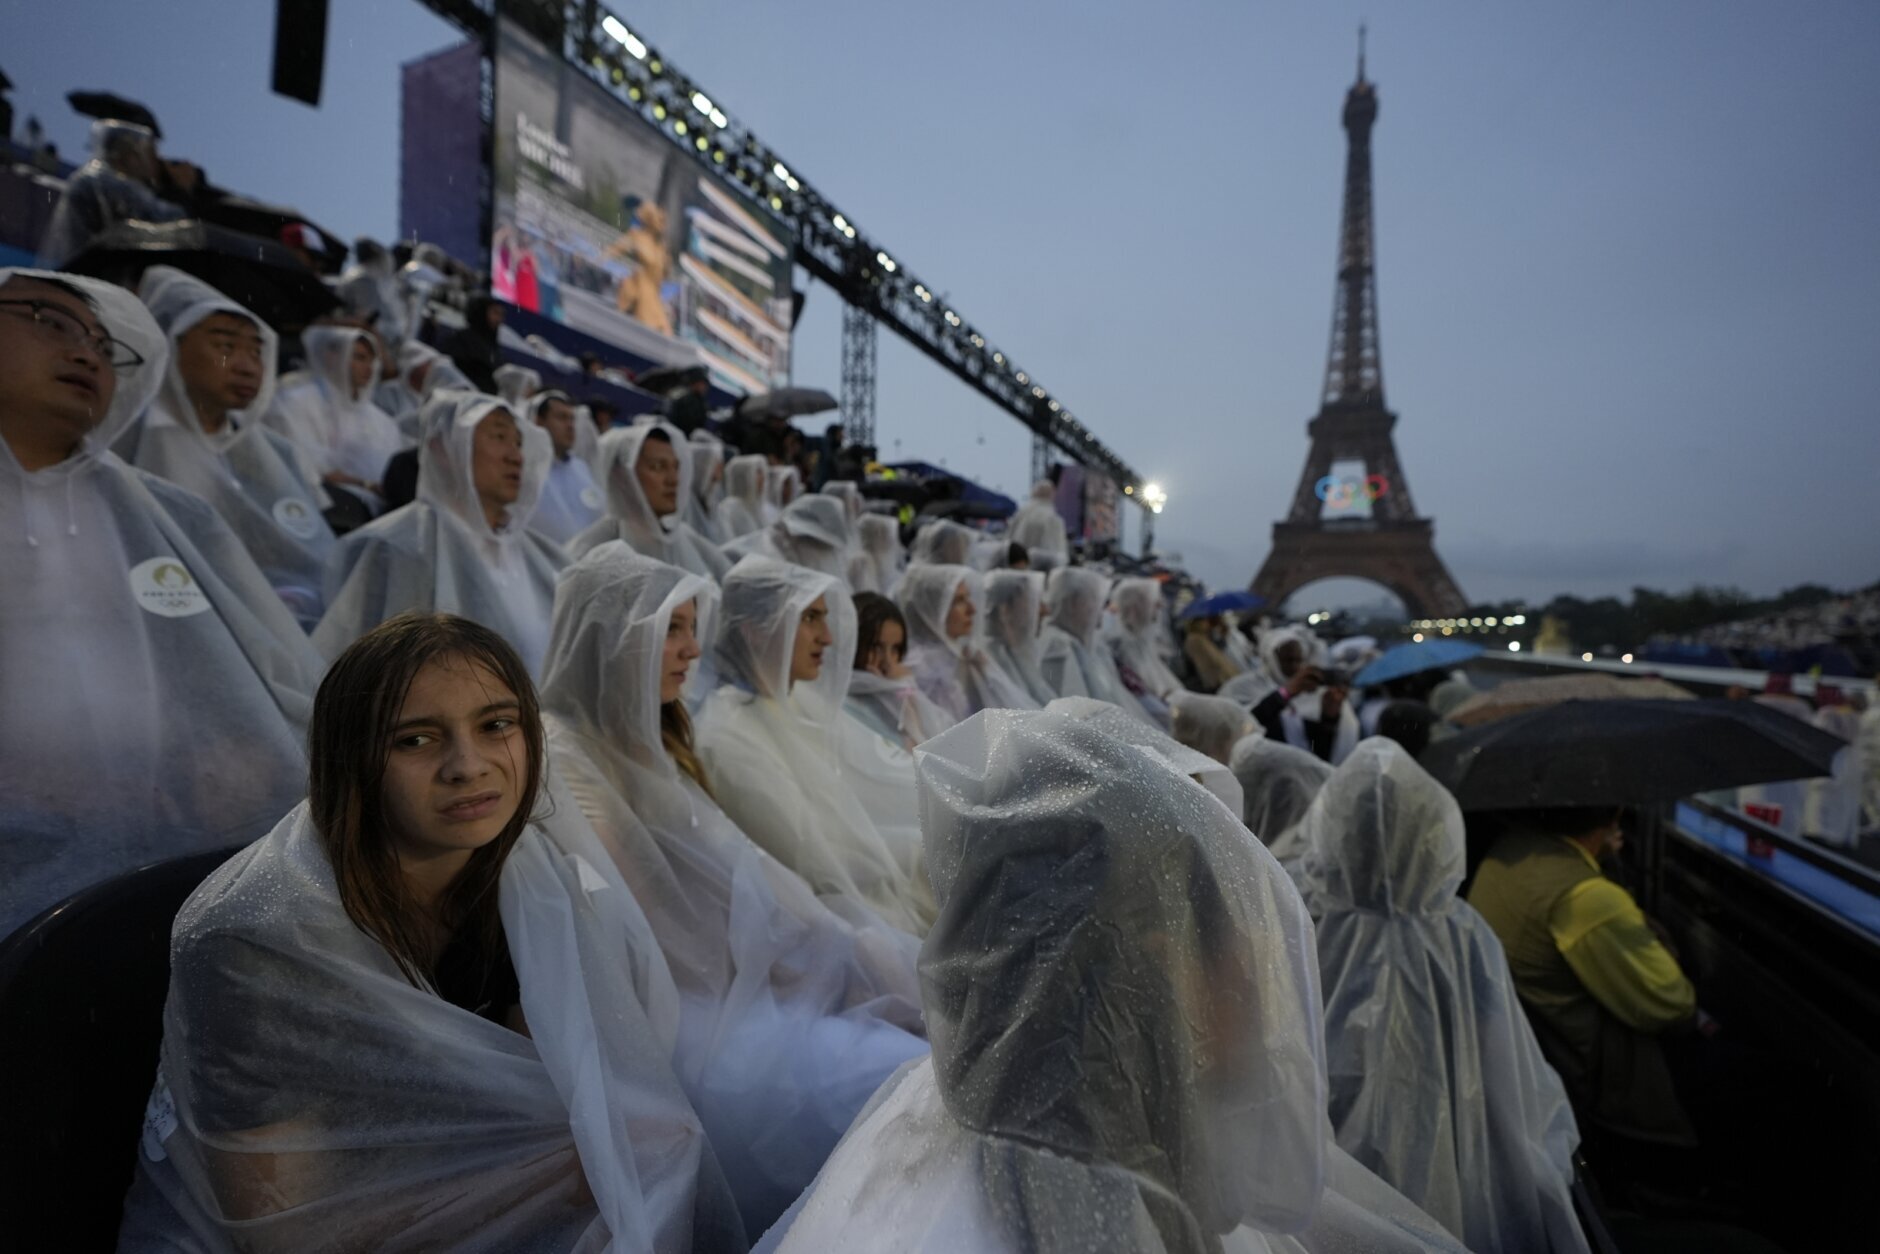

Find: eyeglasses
0;299;146;372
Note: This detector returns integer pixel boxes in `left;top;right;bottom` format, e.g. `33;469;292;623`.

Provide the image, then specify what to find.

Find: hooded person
334;238;411;348
442;293;505;393
522;389;604;547
37;119;187;268
762;462;800;522
540;545;929;1236
569;419;730;583
0;268;324;936
492;362;543;408
1251;626;1360;766
1803;701;1864;848
856;512;905;598
1230;736;1335;866
266;323;407;510
1296;742;1588;1254
983;569;1057;708
115;613;745;1254
897;563;1039;722
684;431;728;545
1183;615;1244;695
823;479;865;524
1170;692;1260;767
1110;577;1183;715
696;554;937;936
757;706;1469;1254
1038;565;1152;719
314;392;563;676
849;590;958;750
1007;479;1069;561
724;493;853;581
716;452;768;539
907;518;974;566
124;266;335;625
376;340;472;438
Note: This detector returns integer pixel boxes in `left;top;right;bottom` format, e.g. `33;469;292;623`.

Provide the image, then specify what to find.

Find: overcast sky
9;0;1877;607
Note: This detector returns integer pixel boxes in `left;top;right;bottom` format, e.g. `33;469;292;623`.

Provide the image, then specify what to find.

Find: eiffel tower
1251;39;1468;619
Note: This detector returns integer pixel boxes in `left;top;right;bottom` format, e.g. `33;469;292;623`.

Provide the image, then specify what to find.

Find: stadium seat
0;846;241;1251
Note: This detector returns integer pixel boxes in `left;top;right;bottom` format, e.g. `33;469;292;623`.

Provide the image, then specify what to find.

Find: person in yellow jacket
1468;807;1698;1145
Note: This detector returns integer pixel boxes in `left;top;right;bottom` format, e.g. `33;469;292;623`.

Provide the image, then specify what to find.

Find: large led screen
492;18;793;393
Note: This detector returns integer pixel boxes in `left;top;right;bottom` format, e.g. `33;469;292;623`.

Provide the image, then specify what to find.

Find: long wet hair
661;699;712;798
308;612;545;987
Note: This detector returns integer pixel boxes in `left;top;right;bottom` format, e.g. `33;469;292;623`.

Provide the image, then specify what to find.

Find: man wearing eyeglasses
0;269;323;939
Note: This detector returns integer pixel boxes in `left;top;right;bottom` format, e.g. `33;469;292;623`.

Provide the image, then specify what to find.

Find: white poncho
124;266;334;623
856;513;905;597
540;544;929;1234
897;563;1038;721
567;420;730;583
683;432;727;544
313;393;564;676
265;324;406;497
721;493;853;581
1111;576;1184;702
983;569;1058;707
115;798;746;1254
907;518;974;566
697;555;937;935
1230;735;1335;864
714;453;768;539
523;393;605;547
1169;691;1260;766
759;707;1467;1254
0;269;322;937
1038;565;1150;719
1297;741;1587;1254
1008;479;1069;561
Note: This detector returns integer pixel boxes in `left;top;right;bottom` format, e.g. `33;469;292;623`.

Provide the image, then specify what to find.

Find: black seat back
0;847;240;1250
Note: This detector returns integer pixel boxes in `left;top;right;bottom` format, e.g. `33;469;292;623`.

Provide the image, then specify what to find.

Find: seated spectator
722;492;854;581
715;452;768;539
762;461;800;522
523;390;602;546
125;266;334;625
1038;565;1147;717
1007;478;1068;563
822;479;865;525
440;293;503;392
541;546;927;1235
492;362;542;407
856;513;905;595
1298;741;1587;1254
847;591;956;749
696;555;936;935
0;268;322;937
684;431;727;544
761;705;1466;1253
375;341;471;437
37;119;186;267
1230;734;1334;863
1168;691;1259;766
1109;576;1182;723
1468;806;1699;1146
1182;613;1243;694
897;563;1037;720
315;393;563;676
907;517;974;566
266;324;405;512
116;614;745;1253
982;569;1057;707
569;420;728;582
1251;626;1360;765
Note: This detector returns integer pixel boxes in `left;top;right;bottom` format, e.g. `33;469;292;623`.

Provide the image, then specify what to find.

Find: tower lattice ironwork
1250;41;1469;619
841;302;878;450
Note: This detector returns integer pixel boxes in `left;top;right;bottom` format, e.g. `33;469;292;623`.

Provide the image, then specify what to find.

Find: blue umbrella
1355;639;1483;687
1178;590;1266;621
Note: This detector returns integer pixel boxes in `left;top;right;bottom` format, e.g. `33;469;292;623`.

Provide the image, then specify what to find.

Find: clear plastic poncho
908;518;974;566
1229;735;1334;863
0;269;322;938
377;341;472;439
1111;576;1184;701
697;555;937;936
1170;692;1260;766
684;433;727;545
761;463;800;522
897;563;1038;721
722;493;854;582
36;120;187;267
116;795;747;1254
539;543;928;1235
847;666;958;751
525;392;606;547
568;420;730;584
124;266;335;623
313;393;564;676
1007;479;1069;561
715;454;768;539
822;480;865;522
494;362;543;407
266;325;407;497
983;569;1057;707
1297;741;1587;1254
759;706;1467;1254
1038;565;1150;719
856;513;905;597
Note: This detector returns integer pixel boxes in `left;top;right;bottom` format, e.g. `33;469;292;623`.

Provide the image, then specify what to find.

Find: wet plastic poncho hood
568;420;729;582
1170;692;1260;767
1229;736;1334;863
715;453;767;538
983;569;1056;707
898;562;1038;719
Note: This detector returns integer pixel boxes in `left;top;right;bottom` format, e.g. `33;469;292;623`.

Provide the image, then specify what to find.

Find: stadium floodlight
1047;400;1060;412
876;251;897;273
1141;482;1168;514
1014;371;1028;384
601;14;648;60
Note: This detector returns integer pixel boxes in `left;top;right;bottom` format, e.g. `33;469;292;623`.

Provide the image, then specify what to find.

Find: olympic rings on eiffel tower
1315;473;1391;509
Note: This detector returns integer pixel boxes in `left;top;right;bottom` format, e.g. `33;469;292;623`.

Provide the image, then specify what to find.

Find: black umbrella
734;386;838;422
633;363;709;394
66;90;162;137
1421;698;1847;811
65;219;338;329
